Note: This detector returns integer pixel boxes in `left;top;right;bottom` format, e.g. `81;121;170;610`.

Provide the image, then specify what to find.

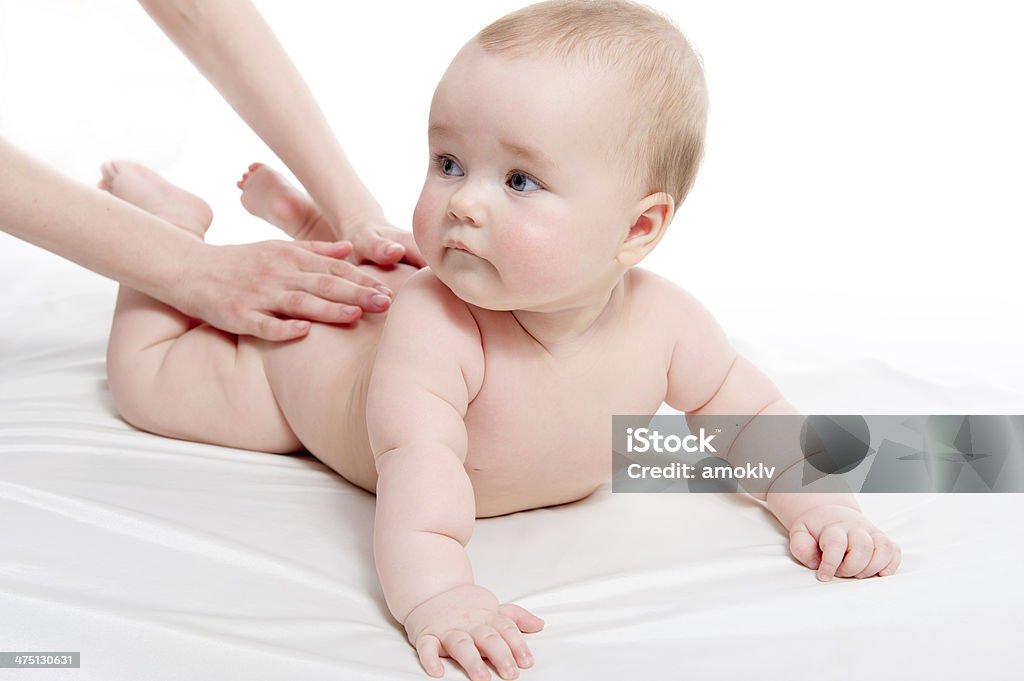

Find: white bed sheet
2;238;1023;681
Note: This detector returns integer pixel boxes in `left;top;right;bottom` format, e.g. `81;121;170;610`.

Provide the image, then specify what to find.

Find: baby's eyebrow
428;122;555;171
498;138;555;171
428;122;456;139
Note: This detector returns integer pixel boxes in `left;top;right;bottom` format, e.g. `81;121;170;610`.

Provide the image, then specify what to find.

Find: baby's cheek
410;196;432;240
496;223;576;290
412;192;444;261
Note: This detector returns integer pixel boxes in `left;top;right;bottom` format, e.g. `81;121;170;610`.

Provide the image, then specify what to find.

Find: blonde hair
476;0;708;208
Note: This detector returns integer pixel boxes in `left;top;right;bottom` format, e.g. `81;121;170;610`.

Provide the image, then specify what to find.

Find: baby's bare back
251;266;672;517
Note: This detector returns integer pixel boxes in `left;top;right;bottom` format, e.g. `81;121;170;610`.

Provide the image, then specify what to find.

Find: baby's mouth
445;239;477;256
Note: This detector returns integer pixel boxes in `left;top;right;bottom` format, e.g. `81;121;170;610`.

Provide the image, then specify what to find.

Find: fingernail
371;294;390;307
385;243;403;255
293;321;309;331
375;285;393;296
343;305;361;315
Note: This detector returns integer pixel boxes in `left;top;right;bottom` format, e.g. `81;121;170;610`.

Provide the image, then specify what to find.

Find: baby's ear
616;192;675;267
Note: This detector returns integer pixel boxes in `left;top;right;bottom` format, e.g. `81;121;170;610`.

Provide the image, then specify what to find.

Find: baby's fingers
788;525;822;570
499;603;545;634
880;545;902;576
835;528;874;577
416;634;446;678
442;631;492;681
473;625;521;680
816;524;849;582
854;534;902;578
493;610;540;667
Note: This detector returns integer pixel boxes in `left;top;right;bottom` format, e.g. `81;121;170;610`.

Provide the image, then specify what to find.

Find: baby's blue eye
507;172;541;193
438;156;464;177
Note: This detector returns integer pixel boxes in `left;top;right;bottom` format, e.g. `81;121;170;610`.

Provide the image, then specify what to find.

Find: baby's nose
447;185;485;227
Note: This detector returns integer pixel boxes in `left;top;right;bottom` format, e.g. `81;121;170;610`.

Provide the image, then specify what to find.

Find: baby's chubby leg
103;161;301;452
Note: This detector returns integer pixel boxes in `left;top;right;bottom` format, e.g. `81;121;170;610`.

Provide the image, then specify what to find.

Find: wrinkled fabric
2;240;1022;681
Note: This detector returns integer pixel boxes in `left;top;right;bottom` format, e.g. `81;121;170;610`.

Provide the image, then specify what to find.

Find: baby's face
412;42;640;312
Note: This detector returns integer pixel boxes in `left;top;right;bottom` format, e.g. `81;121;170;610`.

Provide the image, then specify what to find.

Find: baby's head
412;0;707;311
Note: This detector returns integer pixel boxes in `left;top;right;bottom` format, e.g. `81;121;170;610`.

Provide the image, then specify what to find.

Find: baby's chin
432;265;520;312
437;275;505;310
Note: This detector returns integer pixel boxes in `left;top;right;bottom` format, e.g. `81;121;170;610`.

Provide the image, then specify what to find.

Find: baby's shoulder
385;266;481;350
372;269;486;399
391;269;476;327
625;267;714;326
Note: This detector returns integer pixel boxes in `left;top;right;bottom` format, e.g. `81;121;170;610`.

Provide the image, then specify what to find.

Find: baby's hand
403;584;544;681
787;505;902;581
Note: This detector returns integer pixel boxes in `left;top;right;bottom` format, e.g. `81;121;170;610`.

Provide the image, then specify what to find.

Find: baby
102;2;901;680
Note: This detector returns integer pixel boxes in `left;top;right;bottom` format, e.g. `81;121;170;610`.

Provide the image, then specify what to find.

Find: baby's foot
237;162;334;242
99;160;212;238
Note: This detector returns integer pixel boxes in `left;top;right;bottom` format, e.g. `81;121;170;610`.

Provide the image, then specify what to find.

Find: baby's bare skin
103;162;668;516
104;38;901;681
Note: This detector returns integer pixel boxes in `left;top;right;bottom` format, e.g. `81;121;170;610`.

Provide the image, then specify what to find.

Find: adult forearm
139;0;386;236
0;137;194;306
373;445;477;623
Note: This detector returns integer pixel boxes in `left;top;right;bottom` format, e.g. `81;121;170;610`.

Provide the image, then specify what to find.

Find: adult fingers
853;533;898;579
293;244;390;290
352;229;406;265
442;630;491;681
816;525;849;582
391;229;428;267
788;525;822;570
498;603;545;635
835;528;874;577
472;625;519;679
278;290;364;325
290;271;392;315
295;240;354;260
244;314;312;342
416;634;446;678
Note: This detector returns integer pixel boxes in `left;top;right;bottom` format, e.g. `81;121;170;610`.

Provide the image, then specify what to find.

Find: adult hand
347;220;427;268
177;238;394;341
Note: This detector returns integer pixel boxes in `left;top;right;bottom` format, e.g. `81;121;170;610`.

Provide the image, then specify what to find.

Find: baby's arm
661;283;901;580
366;271;541;681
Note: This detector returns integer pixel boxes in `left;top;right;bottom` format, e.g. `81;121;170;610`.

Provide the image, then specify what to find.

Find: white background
1;0;1022;398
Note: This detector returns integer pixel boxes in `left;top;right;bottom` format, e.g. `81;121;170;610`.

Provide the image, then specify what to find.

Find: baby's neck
508;277;627;356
